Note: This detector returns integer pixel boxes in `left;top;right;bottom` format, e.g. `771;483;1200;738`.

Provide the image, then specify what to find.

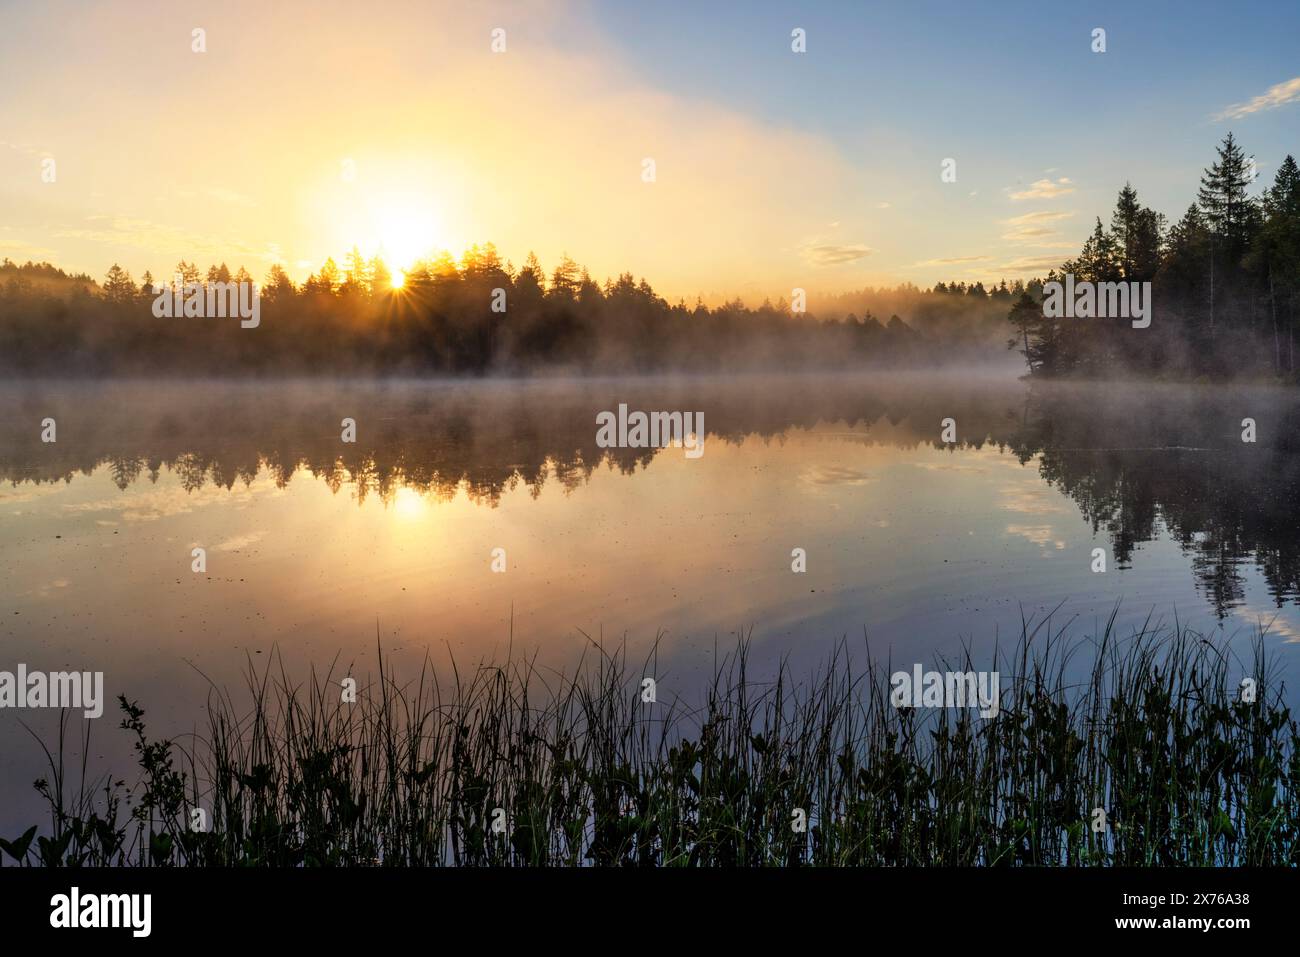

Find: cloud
1002;211;1075;225
995;255;1068;274
802;242;873;266
1009;177;1075;200
911;255;992;267
1004;226;1055;238
1000;209;1075;244
1213;76;1300;120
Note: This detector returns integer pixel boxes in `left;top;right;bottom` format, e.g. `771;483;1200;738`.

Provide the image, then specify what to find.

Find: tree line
9;133;1291;380
1008;134;1300;380
0;248;996;376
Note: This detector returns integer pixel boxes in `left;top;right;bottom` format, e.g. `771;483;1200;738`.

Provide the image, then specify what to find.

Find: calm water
3;372;1299;829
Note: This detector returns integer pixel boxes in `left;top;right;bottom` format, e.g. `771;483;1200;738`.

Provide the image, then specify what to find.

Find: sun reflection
393;486;426;519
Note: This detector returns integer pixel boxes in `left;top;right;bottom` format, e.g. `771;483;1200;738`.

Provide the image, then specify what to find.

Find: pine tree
1111;183;1141;277
1006;289;1043;373
318;257;340;294
1071;218;1119;282
549;254;581;300
1261;155;1300;372
1109;183;1163;280
264;263;296;302
341;246;370;296
368;256;392;294
1197;132;1255;249
102;264;137;303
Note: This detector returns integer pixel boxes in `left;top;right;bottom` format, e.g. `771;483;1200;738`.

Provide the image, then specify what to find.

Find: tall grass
7;615;1298;867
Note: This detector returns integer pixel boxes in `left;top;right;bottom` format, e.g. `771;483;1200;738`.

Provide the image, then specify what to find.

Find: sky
0;0;1297;303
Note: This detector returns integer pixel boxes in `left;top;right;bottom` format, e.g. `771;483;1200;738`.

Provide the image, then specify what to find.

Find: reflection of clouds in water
0;484;68;507
1005;523;1066;551
799;464;874;487
1237;610;1300;644
59;478;269;522
33;578;70;598
908;445;1027;475
999;482;1073;516
910;461;987;473
215;532;265;552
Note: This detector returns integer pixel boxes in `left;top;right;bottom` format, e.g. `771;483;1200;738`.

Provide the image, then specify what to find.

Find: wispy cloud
1005;226;1056;239
801;242;872;266
1009;177;1075;201
1002;211;1075;226
1213;76;1300;120
995;254;1068;274
911;255;992;267
1000;210;1075;244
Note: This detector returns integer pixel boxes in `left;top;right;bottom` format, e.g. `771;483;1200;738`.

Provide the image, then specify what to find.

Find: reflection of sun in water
393;486;426;519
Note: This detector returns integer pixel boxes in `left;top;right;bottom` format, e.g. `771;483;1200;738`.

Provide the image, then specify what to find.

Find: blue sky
584;0;1299;279
589;0;1298;177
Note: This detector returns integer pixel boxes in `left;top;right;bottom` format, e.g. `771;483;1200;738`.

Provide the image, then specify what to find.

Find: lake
2;371;1299;831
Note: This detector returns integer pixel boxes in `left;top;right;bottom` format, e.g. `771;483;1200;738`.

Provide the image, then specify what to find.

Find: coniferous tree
1198;132;1256;251
102;264;137;303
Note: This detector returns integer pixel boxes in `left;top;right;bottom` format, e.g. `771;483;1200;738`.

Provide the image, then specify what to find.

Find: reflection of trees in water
4;378;1299;615
1005;384;1300;617
0;377;1019;506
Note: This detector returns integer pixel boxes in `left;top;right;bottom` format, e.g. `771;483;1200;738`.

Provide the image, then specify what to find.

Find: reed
6;614;1297;867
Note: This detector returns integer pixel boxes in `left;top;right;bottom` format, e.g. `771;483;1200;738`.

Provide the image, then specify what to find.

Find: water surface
3;373;1299;830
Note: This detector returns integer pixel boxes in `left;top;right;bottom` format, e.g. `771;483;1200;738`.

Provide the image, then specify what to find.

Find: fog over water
2;370;1299;830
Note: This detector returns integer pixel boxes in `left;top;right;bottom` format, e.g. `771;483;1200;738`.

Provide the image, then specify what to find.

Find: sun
374;206;440;272
391;270;406;289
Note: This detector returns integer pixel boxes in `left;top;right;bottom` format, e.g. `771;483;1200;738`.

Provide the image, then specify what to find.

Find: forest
0;247;1019;376
1009;134;1300;381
